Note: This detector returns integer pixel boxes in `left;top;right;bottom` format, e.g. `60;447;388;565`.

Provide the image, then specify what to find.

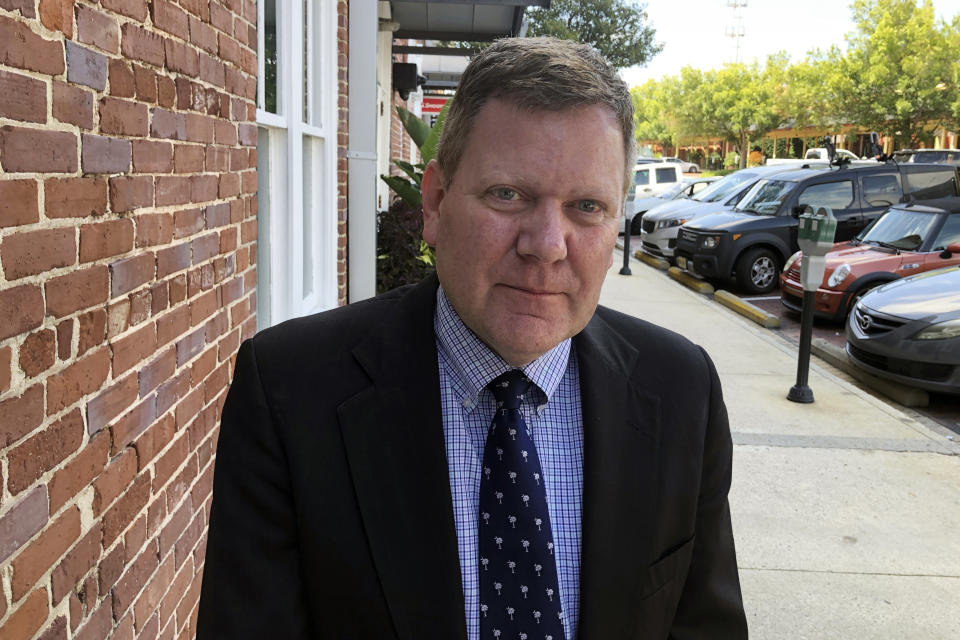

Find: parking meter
797;206;838;291
620;190;635;276
788;206;837;404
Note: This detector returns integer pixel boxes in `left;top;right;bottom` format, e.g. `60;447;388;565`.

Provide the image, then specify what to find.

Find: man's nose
516;199;569;263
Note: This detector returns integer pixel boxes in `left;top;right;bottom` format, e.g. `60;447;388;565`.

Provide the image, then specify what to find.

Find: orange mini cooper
780;198;960;322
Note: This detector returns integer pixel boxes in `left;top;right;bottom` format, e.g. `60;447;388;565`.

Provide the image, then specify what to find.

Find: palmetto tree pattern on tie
480;370;565;640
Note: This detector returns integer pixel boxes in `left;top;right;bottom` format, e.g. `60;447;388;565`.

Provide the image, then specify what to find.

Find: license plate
677;256;688;270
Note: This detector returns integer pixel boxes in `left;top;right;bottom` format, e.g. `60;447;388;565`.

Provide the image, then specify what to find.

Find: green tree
525;0;662;70
630;79;674;150
831;0;958;148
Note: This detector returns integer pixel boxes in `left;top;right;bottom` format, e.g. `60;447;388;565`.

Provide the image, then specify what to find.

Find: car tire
736;247;781;294
630;213;645;235
688;166;698;173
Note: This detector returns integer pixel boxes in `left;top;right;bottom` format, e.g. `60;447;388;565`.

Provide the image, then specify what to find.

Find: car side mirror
939;242;960;259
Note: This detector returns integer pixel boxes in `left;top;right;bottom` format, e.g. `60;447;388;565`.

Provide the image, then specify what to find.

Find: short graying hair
435;37;636;193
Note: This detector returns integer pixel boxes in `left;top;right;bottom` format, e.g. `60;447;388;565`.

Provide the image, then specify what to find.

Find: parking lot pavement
600;251;960;639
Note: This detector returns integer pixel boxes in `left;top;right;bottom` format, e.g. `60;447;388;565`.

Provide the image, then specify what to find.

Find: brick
136;348;175;399
159;498;191;556
173;208;204;237
134;65;158;103
175;327;205;366
191;175;218;202
152;0;189;39
110;253;155;298
39;616;68;640
160;556;193;627
185;113;214;143
19;328;56;378
110;176;154;213
157;243;191;279
165;39;199;77
155;368;187;416
78;309;107;356
219;172;240;199
101;0;148;21
112;323;157;376
66;41;107;91
2;284;42;343
0;383;43;455
56;320;73;360
157;75;176;108
51;524;102;603
191;233;219;265
80;219;134;263
45;266;109;318
76;4;119;53
190;16;218;54
213;121;237;147
209;1;231;32
46;177;107;219
155;176;193;206
48;430;110;513
174;512;203;570
0;485;48;563
0;346;10;393
92;448;137;516
108;58;135;97
0;589;47;640
174;144;205;173
169;274;187;304
204;203;229;229
81;134;133;177
0;0;35;17
1;227;75;281
238;123;257;146
98;541;125;597
7;408;83;497
131;140;173;173
99;97;149;137
0;179;38;228
150;107;186;140
121;23;164;67
107;299;131;339
133;554;174;632
151;282;169;315
51;80;93;129
74;598;112;640
135;213;174;247
103;472;150;547
0;14;65;75
0;126;77;173
86;373;137;434
47;347;110;415
10;507;81;600
156;306;189;349
38;0;73;36
113;537;158;618
129;289;152;326
0;70;46;123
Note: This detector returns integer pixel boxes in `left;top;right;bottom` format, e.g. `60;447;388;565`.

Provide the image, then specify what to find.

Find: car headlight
827;263;851;288
784;251;802;272
701;235;721;249
913;318;960;340
657;218;688;229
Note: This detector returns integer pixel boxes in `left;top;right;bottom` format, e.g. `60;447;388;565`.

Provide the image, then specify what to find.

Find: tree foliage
525;0;662;70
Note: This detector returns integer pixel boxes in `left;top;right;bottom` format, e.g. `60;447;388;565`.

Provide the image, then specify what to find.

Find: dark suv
673;162;960;293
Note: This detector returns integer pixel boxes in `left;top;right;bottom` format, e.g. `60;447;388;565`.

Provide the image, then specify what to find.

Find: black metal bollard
619;216;633;276
787;289;815;403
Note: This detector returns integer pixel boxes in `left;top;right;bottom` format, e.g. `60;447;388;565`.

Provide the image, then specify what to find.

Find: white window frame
257;0;339;328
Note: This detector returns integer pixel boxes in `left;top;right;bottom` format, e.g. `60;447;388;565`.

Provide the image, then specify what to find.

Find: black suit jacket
197;275;747;639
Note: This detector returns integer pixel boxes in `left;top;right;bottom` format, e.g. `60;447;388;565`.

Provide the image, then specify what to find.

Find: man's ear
421;160;445;247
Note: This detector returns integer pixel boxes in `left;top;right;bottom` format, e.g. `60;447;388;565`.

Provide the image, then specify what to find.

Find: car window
634;169;650;186
693;171;756;202
804;150;819;159
690;181;711;195
735;179;795;215
861;174;902;207
660;182;688;199
797;180;854;211
857;208;939;251
932;214;960;250
903;168;958;199
655;167;678;184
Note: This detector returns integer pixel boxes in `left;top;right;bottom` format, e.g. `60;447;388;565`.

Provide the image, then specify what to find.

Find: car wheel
736;247;781;294
844;283;881;318
630;213;645;235
688;166;698;173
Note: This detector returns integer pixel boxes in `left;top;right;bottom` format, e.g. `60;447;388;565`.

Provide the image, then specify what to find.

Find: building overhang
389;0;549;41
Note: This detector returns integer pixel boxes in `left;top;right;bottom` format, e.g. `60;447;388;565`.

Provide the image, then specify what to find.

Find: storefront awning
390;0;549;41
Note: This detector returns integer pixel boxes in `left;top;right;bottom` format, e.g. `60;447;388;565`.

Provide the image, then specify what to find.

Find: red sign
421;97;449;115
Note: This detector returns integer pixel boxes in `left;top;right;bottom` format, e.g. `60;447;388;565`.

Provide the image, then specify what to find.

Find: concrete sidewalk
600;252;960;639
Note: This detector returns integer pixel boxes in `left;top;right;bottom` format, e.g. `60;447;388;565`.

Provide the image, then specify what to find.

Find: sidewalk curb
810;337;930;408
634;250;670;270
714;290;780;328
667;267;715;294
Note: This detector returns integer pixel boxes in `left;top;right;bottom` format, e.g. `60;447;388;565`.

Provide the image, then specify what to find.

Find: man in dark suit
197;37;747;639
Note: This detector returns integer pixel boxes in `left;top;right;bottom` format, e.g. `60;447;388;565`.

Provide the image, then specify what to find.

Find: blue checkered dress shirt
434;287;584;640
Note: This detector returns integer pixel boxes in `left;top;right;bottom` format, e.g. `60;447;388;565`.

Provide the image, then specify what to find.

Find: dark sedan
846;266;960;395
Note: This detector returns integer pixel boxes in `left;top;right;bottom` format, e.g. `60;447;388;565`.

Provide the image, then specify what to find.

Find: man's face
422;99;625;366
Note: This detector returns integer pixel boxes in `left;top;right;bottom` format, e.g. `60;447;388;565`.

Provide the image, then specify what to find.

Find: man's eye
492;187;520;201
576;200;602;214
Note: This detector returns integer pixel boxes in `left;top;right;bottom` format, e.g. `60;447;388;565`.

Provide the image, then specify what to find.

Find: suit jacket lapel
575;312;662;639
336;276;467;640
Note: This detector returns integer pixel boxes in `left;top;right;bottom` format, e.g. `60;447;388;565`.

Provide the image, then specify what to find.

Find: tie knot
488;370;533;410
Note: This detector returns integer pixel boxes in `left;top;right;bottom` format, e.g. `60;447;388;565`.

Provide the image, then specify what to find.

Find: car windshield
855;208;939;251
659;182;689;199
734;179;795;215
691;171;757;203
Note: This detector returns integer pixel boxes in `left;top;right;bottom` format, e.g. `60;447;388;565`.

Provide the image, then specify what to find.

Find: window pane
798;181;854;211
257;127;272;329
862;174;901;207
933;214;960;249
904;168;958;200
263;0;278;114
302;135;314;298
655;167;677;183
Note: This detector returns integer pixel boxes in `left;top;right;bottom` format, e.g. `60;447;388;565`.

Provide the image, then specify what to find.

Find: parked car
640;162;822;259
767;148;865;165
621;176;718;234
661;156;700;173
780;199;960;321
846;265;960;394
904;149;960;166
674;161;960;294
630;162;684;198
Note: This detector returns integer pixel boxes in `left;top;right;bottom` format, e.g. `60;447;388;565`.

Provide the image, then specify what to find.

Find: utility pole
725;0;747;64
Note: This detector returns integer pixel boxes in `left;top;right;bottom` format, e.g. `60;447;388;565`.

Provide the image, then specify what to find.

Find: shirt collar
434;285;571;407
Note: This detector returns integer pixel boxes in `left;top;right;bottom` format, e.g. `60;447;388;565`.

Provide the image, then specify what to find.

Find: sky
619;0;960;88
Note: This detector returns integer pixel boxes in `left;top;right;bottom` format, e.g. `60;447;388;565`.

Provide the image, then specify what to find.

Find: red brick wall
336;0;347;307
0;1;258;638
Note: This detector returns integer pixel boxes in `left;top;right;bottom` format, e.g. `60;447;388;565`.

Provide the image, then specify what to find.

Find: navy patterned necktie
479;370;566;640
